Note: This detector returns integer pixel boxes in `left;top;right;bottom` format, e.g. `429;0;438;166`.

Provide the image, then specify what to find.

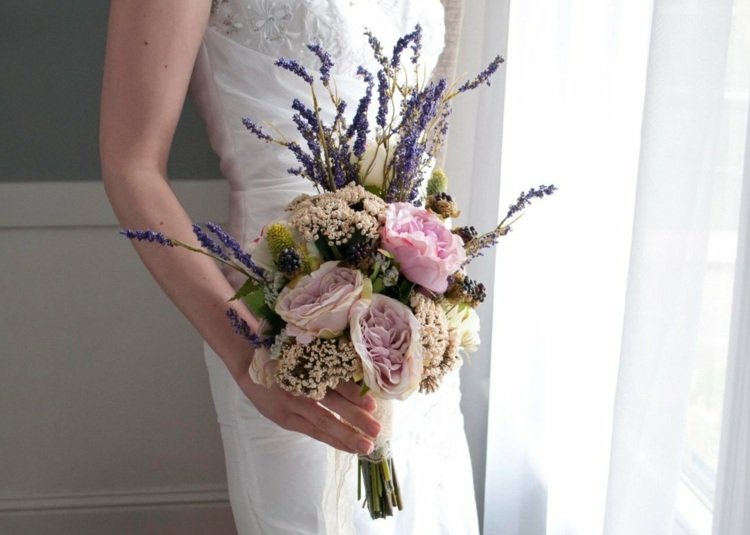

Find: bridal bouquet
124;25;554;520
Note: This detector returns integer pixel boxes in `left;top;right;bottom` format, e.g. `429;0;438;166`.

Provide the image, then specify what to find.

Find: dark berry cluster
346;241;377;270
452;225;478;245
446;273;486;307
432;192;453;203
465;278;487;305
277;248;303;275
426;192;460;219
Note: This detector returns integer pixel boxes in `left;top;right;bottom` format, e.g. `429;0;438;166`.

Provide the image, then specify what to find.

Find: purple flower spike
193;224;230;260
120;229;173;247
306;43;334;85
274;57;314;85
505;184;557;219
286;141;321;185
458;55;505;93
364;29;388;69
205;222;267;279
242;118;274;143
291;98;319;131
376;69;389;128
226;309;271;348
347;66;374;157
391;25;422;69
409;24;423;64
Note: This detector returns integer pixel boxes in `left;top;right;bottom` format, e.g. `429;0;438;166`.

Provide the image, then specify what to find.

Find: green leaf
241;286;266;315
229;278;260;302
240;287;283;332
315;237;336;261
397;280;415;304
364;184;384;198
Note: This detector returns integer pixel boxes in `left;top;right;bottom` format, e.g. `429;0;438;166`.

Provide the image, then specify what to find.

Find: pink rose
275;261;368;344
380;202;466;293
349;294;423;400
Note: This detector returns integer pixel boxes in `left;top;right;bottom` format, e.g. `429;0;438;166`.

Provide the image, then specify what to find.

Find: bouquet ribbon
322;400;395;531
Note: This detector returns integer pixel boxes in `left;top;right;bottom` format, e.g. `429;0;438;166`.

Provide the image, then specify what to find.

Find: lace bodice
209;0;444;76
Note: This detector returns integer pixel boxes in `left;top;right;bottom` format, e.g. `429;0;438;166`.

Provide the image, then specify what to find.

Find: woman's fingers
320;389;381;439
293;397;375;455
284;413;358;454
334;381;377;411
239;375;378;454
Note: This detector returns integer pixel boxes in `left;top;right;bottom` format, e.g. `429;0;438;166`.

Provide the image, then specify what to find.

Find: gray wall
1;2;234;533
0;182;236;534
0;0;219;182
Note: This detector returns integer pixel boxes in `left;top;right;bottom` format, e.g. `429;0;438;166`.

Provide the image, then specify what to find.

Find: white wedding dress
190;1;479;533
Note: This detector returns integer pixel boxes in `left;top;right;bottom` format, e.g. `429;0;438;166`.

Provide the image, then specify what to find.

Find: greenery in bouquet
122;24;555;520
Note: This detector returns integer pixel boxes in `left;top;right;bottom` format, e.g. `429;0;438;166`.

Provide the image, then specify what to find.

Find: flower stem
358;447;402;519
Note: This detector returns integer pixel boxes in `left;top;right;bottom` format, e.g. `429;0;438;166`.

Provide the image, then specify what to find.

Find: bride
100;1;479;533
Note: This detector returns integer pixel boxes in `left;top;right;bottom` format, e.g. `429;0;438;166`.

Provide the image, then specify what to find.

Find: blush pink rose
275;261;367;344
380;202;466;293
349;294;423;400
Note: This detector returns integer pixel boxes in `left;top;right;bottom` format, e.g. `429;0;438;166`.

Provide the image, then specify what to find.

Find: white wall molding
0;180;228;229
0;485;229;514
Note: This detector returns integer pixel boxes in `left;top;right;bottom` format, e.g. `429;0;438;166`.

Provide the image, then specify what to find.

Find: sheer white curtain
448;0;750;533
603;2;748;534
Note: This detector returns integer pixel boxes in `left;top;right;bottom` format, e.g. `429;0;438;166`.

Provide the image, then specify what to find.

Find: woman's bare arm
100;0;379;454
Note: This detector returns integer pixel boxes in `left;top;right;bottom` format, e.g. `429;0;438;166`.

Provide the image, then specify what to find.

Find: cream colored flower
445;304;481;354
358;141;393;189
248;347;277;388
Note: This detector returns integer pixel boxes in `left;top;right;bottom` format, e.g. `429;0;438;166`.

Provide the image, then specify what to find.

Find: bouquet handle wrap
323;399;396;529
358;399;402;519
368;398;394;457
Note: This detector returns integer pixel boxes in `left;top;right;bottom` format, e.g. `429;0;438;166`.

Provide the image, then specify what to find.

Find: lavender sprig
193;224;230;260
504;184;558;220
241;118;274;143
376;69;389;128
120;229;173;247
306;43;334;86
205;222;267;279
121;226;264;282
291;98;319;131
457;55;505;93
364;30;389;70
347;66;374;157
274;58;314;85
386;79;448;202
463;184;557;263
391;24;422;68
287;141;321;185
226;309;272;348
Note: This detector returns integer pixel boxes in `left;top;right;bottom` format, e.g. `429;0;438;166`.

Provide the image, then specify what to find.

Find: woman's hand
237;374;381;455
